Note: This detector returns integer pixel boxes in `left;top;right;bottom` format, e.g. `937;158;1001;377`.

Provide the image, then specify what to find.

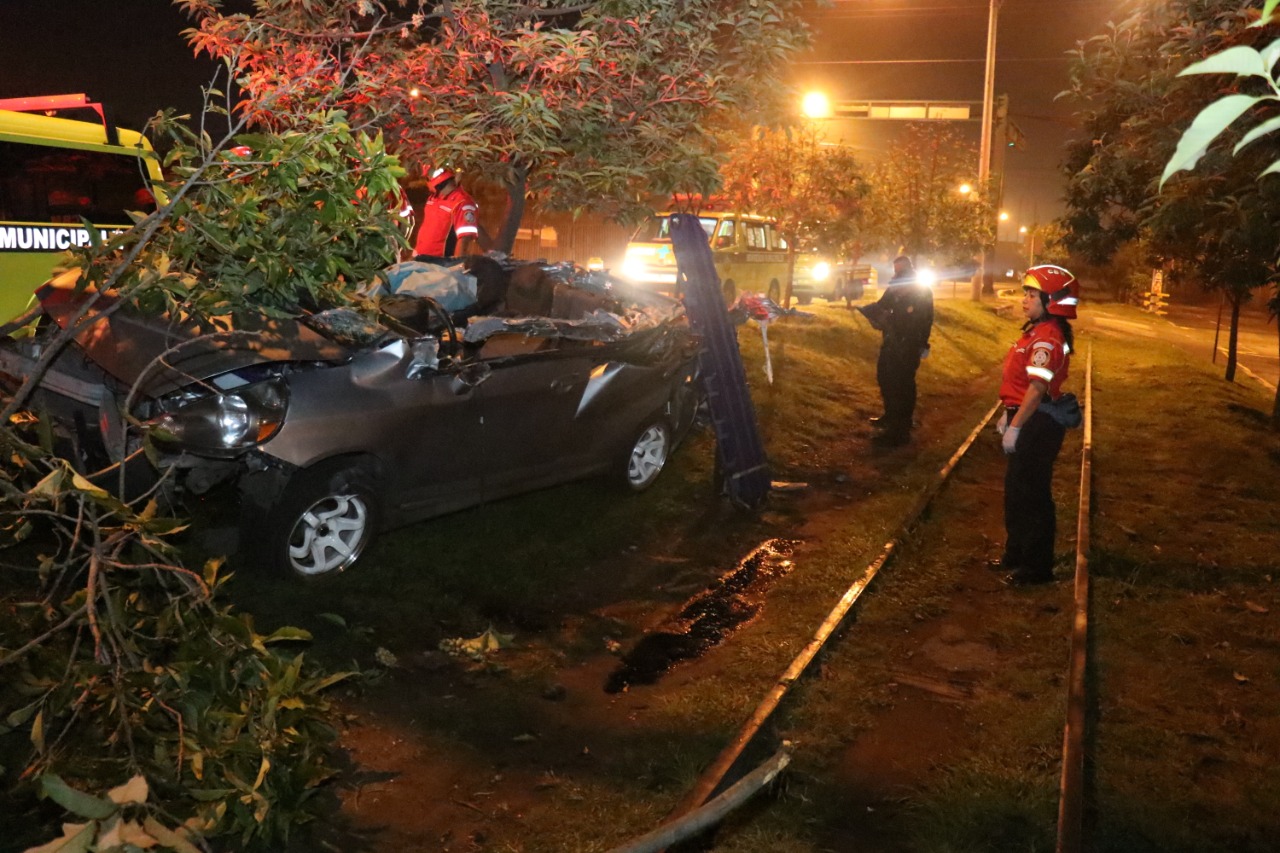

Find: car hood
37;270;357;397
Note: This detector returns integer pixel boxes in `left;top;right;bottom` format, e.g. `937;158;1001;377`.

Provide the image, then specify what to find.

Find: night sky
799;0;1121;234
1;0;1122;229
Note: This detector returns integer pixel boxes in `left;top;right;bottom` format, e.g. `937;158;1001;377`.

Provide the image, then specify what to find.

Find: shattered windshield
302;308;398;349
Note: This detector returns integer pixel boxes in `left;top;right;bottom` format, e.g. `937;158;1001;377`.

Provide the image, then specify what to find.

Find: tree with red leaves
175;0;810;253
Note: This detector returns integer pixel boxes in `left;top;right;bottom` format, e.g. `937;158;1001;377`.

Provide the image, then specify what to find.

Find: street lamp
802;91;832;119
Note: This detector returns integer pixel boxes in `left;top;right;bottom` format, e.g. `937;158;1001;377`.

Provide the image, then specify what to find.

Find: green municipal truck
0;95;163;321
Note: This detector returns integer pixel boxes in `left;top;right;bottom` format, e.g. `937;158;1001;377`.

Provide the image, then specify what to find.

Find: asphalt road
1088;301;1278;393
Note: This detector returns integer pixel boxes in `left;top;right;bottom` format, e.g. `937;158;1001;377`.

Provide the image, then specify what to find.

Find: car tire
620;417;672;492
267;460;381;578
797;294;812;305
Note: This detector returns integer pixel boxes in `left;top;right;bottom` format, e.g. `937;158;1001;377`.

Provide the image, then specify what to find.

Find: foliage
1023;222;1070;268
1061;0;1280;391
66;108;406;324
1;101;370;849
22;774;202;853
0;429;354;848
861;123;992;265
720;124;869;303
721;124;869;256
173;0;811;251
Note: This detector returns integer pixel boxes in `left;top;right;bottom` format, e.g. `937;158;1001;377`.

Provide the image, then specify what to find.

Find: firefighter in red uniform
413;167;480;261
994;264;1079;585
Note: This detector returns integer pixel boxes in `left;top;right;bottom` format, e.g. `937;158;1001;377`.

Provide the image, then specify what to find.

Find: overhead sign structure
827;100;978;121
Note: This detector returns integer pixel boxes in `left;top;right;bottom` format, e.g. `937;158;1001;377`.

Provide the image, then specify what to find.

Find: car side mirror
451;361;492;394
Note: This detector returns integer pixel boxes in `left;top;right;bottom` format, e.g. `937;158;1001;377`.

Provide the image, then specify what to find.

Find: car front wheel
269;461;381;578
622;419;672;492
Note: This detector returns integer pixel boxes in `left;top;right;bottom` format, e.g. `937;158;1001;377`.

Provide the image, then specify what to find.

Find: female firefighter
994;264;1079;586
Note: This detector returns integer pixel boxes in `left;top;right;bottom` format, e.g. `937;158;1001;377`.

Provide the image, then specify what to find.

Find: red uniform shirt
999;320;1070;406
413;186;479;256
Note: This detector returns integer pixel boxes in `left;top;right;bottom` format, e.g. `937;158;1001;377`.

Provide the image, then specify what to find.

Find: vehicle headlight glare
149;377;288;453
621;255;644;280
813;262;831;281
918;269;937;288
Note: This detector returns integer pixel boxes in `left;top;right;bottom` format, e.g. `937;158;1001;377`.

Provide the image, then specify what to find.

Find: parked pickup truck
791;261;878;306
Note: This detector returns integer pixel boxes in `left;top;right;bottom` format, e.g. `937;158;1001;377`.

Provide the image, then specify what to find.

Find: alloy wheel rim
288;494;369;576
628;425;669;488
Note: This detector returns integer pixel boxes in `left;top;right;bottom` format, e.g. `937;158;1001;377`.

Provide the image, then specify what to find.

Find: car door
469;342;600;500
379;355;486;518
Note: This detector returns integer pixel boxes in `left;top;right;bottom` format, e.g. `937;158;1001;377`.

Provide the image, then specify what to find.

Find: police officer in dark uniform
858;254;934;446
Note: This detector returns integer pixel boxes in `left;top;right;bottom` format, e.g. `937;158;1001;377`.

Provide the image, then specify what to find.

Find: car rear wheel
721;279;737;307
269;461;381;578
621;418;672;492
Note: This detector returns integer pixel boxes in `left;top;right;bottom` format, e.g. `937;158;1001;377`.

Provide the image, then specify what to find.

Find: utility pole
972;0;1002;301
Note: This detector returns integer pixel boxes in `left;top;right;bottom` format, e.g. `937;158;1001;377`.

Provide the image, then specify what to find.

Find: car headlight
812;261;831;281
917;268;937;287
148;377;288;453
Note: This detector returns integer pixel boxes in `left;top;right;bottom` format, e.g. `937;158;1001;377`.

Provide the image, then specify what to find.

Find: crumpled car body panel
4;267;701;536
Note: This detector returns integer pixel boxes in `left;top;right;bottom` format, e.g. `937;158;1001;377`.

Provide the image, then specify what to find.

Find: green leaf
1177;46;1269;79
317;612;347;628
310;671;357;692
40;775;116;820
20;821;96;853
1252;0;1280;27
1233;113;1280;154
263;626;313;644
28;469;65;498
1161;95;1261;189
67;471;109;500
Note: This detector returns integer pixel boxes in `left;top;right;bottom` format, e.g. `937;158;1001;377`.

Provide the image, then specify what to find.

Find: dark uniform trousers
1002;408;1065;578
876;339;922;434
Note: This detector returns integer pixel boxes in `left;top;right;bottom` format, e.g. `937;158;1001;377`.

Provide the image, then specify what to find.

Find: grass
210;297;1280;851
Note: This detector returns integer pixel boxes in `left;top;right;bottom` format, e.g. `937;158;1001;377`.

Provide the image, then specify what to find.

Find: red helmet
426;167;456;193
1022;264;1079;319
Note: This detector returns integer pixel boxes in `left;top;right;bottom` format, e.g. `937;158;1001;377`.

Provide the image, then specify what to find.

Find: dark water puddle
605;539;798;693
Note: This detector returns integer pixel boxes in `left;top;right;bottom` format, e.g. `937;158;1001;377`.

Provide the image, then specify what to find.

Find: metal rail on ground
661;401;1004;825
1056;345;1094;853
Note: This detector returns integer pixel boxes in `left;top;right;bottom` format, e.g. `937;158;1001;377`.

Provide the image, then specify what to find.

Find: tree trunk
496;164;529;255
1225;294;1241;383
1272;288;1280;425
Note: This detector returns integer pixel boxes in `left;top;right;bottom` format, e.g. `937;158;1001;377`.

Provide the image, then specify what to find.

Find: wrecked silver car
0;262;701;577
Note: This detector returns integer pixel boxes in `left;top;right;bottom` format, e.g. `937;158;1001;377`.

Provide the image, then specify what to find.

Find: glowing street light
958;182;973;195
999;211;1010;222
802;91;833;119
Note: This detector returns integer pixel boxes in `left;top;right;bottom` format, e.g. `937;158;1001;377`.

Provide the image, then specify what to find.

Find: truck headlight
812;262;831;281
621;256;645;280
148;377;288;453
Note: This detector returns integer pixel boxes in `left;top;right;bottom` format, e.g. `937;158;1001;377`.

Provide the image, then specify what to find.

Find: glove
919;345;930;360
1002;425;1021;454
996;410;1009;435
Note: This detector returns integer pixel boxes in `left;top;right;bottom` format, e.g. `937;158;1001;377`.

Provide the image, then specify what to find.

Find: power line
797;58;1073;65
